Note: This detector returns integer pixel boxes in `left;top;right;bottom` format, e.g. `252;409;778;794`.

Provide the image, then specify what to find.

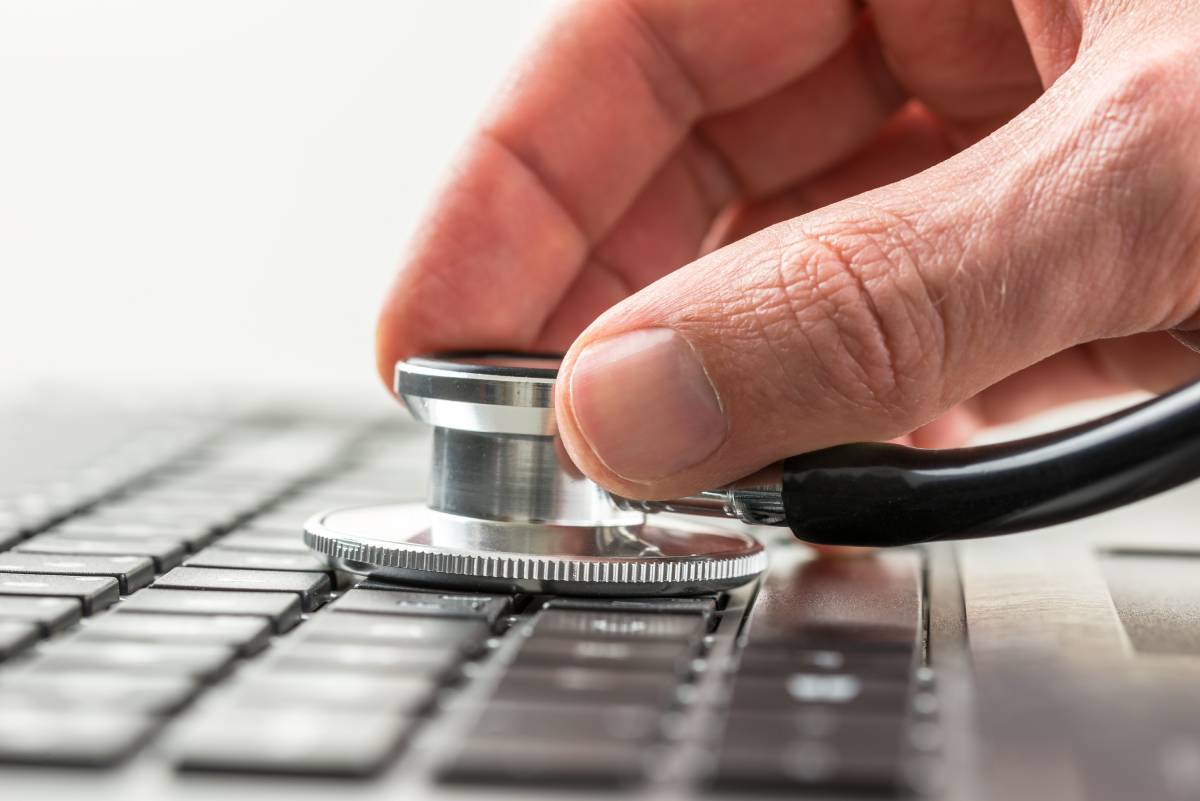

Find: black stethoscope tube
781;378;1200;546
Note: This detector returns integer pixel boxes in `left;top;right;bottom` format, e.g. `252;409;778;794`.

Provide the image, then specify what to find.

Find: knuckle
749;221;948;427
1058;51;1200;328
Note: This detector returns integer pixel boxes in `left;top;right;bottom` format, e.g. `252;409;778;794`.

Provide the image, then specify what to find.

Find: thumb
555;62;1200;500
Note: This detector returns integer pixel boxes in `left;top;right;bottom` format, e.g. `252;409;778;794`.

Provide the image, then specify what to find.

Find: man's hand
377;0;1200;501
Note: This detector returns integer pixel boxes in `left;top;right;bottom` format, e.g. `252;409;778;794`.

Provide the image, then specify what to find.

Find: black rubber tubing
782;378;1200;546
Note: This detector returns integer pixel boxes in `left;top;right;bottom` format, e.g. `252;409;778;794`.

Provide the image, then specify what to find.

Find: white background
0;1;558;411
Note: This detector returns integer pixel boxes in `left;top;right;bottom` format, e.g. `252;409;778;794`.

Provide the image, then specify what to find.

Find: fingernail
567;328;727;481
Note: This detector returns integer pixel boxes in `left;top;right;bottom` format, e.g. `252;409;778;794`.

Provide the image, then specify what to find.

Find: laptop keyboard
0;416;940;795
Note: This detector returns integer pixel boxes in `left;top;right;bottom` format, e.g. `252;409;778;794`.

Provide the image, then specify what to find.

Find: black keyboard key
0;709;157;767
440;736;644;787
186;547;330;573
472;701;660;741
222;671;436;713
218;532;312;554
737;647;915;676
0;596;81;634
300;612;488;649
533;609;706;641
513;637;695;670
153;566;329;612
491;666;678;707
118;588;301;632
272;641;459;676
0;573;118;614
35;641;238;681
710;742;906;795
18;535;185;571
0;553;154;594
0;620;39;661
172;709;410;776
542;596;718;615
53;519;214;550
334;588;509;623
246;509;311;531
752;623;918;651
78;612;272;655
0;671;198;714
722;710;908;751
730;672;912;715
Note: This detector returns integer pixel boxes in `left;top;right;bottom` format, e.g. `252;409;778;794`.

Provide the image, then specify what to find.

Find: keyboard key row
17;535;185;571
0;573;118;615
32;640;238;681
512;636;696;671
166;583;497;777
711;742;909;795
118;589;302;632
0;670;198;714
705;550;931;796
492;666;682;707
0;596;81;634
171;709;410;777
214;671;436;714
185;547;330;574
79;612;272;656
52;519;216;551
439;604;711;788
299;611;489;649
532;609;708;641
270;641;460;677
333;588;509;623
215;531;312;554
152;566;330;612
440;737;645;788
0;708;159;767
0;553;154;594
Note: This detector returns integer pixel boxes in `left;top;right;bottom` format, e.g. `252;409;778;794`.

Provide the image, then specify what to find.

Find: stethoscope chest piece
304;354;766;596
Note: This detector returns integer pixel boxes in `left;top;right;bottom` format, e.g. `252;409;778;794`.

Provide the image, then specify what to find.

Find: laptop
3;396;1200;801
4;4;1200;800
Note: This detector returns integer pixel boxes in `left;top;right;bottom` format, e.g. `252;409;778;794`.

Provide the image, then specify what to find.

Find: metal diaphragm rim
304;503;767;597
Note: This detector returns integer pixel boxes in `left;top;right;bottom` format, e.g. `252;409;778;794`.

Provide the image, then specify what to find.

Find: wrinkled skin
377;1;1200;518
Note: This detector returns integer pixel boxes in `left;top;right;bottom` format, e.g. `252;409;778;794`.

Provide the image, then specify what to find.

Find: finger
554;63;1200;499
712;102;953;247
1009;1;1082;86
698;18;906;199
869;0;1043;143
377;0;858;381
536;28;913;349
531;135;737;351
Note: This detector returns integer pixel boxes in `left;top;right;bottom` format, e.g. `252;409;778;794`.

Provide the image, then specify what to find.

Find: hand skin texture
377;0;1200;510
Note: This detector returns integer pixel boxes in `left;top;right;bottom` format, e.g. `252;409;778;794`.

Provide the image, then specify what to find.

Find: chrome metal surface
616;463;786;526
305;503;767;595
429;428;643;527
394;355;557;436
304;353;767;595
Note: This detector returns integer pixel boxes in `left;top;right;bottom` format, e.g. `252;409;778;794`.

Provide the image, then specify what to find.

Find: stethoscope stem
620;378;1200;547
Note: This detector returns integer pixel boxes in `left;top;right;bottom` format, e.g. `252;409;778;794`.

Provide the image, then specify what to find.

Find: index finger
376;0;858;381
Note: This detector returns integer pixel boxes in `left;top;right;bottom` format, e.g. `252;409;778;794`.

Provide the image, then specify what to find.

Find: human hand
377;0;1200;503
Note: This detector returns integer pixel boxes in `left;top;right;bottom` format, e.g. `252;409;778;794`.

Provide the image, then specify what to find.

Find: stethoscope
304;353;1200;596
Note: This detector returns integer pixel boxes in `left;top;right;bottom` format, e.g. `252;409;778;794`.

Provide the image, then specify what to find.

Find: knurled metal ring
305;503;767;596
